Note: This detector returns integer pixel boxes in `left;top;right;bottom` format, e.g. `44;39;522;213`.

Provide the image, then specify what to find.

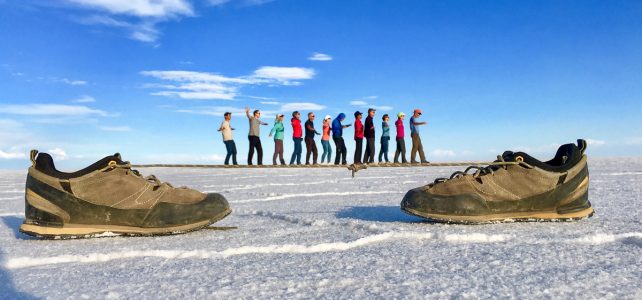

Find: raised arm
245;107;251;119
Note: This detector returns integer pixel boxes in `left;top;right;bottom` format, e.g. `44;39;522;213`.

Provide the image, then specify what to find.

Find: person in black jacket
362;108;376;164
305;112;320;165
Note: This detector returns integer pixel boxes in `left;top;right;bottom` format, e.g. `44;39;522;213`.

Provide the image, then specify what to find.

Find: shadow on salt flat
622;236;642;248
1;216;36;240
336;206;428;223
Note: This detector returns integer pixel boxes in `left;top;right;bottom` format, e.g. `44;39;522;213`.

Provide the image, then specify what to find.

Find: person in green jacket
269;114;286;165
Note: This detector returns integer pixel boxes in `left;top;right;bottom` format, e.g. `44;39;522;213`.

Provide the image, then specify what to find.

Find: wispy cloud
208;0;275;7
308;52;333;61
281;102;326;111
48;148;68;160
142;67;315;100
0;104;108;117
99;126;132;132
66;0;194;43
349;97;393;111
260;101;280;105
429;149;457;158
72;95;96;103
0;150;25;160
59;78;87;85
586;139;606;146
252;66;315;86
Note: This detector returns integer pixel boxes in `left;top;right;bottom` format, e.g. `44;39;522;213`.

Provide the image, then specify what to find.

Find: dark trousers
224;140;237;165
354;138;363;164
378;136;390;162
273;139;285;165
290;137;303;165
333;136;347;165
394;137;407;163
305;137;318;164
247;135;263;165
363;137;375;163
410;133;426;162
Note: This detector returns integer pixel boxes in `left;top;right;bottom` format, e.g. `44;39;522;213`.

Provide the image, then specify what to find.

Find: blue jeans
290;137;303;164
224;140;237;165
378;136;390;162
320;140;332;163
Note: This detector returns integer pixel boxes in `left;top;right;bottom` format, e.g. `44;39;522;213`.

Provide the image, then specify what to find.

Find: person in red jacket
290;111;303;165
353;111;364;164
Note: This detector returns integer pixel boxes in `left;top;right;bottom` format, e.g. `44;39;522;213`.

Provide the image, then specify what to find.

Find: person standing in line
353;111;364;164
363;108;376;164
218;112;237;165
321;115;333;164
290;111;303;165
394;112;408;163
332;113;351;165
245;107;268;165
409;108;429;163
304;112;320;165
269;114;286;165
378;114;390;163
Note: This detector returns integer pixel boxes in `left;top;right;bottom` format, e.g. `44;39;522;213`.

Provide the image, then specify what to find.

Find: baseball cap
354;111;363;117
414;109;422;115
324;115;332;120
368;108;376;113
397;112;405;118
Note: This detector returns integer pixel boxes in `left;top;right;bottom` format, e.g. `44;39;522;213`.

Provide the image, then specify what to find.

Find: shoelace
108;161;173;187
430;154;534;187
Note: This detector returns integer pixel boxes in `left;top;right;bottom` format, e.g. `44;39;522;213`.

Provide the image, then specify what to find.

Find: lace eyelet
515;156;524;162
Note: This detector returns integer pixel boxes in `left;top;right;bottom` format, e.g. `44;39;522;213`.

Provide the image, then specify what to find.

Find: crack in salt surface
239;209;385;233
5;232;433;269
233;191;403;203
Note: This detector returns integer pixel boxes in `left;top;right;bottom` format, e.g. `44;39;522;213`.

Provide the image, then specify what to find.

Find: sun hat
397;112;405;118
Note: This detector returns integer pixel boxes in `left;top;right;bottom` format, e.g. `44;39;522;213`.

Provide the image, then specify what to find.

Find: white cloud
142;67;315;100
66;0;193;43
430;149;457;158
0;104;108;117
48;148;68;161
60;78;87;85
350;98;393;111
140;153;225;164
260;101;280;105
208;0;274;7
0;150;25;160
280;102;326;111
252;66;315;85
308;52;333;61
66;0;193;18
72;95;96;103
99;126;132;132
586;139;606;146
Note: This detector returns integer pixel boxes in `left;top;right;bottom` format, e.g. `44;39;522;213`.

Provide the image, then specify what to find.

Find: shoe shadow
1;216;36;240
336;205;432;223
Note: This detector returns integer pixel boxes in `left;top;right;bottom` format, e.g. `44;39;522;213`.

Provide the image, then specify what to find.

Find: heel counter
24;175;70;227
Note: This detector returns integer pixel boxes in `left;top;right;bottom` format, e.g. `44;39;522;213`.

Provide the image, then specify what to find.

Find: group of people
218;107;429;166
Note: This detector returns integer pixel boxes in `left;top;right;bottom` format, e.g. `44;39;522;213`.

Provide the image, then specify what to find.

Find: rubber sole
402;206;594;224
19;208;232;239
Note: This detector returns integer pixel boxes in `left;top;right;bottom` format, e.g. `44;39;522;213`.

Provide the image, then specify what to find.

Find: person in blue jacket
332;113;351;165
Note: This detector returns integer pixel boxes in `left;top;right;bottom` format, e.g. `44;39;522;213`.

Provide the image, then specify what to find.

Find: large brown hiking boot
401;139;593;223
20;150;231;238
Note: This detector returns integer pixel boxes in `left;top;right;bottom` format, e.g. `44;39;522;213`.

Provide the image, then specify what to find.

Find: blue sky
1;0;641;169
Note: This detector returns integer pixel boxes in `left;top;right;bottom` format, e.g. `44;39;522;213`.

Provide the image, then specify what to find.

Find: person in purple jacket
394;112;408;163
